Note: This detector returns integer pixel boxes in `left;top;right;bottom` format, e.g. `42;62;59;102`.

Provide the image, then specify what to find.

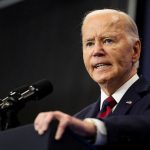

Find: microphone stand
0;92;26;130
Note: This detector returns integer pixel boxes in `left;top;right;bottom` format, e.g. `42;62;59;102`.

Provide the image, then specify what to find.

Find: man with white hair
34;9;150;148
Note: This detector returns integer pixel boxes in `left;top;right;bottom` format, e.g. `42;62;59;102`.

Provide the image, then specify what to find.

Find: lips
93;63;111;69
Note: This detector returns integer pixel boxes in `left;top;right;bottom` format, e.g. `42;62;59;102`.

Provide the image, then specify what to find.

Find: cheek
114;55;133;72
112;47;132;64
83;52;91;72
83;51;88;64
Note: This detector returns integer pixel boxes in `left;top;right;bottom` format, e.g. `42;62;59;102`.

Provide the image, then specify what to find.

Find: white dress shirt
84;74;139;145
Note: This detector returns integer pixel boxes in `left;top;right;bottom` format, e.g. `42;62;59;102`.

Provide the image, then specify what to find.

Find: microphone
0;79;53;110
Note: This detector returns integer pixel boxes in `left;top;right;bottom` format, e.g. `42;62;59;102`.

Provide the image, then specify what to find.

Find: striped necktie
97;96;117;119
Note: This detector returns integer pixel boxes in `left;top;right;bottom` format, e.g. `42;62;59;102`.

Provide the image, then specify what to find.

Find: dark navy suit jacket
75;77;150;148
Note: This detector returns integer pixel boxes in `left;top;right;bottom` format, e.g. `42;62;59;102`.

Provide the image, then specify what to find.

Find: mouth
93;63;112;69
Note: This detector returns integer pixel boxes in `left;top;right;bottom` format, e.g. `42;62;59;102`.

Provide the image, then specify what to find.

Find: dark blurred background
0;0;149;126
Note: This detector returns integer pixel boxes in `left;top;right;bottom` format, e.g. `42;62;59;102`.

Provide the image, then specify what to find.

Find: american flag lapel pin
126;101;132;104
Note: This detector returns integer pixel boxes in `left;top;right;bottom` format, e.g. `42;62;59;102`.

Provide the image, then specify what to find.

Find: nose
92;41;105;57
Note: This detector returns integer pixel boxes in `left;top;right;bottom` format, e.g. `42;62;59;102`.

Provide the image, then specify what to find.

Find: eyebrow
83;38;94;43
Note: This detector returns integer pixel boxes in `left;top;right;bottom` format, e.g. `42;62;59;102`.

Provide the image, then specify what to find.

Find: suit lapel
85;99;100;118
74;99;100;119
75;77;150;119
113;77;150;115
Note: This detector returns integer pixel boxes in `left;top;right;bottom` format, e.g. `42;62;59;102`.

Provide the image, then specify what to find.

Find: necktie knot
98;96;117;119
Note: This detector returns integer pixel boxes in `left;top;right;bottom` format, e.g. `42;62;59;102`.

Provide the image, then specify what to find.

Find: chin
95;75;114;84
94;78;108;84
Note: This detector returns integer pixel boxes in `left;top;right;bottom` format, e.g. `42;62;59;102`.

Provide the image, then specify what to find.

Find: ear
132;40;141;64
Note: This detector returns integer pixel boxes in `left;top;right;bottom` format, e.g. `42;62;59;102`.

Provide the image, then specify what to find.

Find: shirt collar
100;74;139;109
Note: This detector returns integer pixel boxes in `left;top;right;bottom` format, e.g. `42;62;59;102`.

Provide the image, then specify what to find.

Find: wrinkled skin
82;12;140;95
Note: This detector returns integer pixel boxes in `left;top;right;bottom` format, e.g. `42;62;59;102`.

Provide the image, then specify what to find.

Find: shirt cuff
84;118;107;145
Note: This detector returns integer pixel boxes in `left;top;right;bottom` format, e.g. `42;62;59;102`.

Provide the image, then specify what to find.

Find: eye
103;38;113;45
85;41;95;47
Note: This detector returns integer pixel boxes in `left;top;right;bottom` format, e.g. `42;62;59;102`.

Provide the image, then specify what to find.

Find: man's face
82;13;140;86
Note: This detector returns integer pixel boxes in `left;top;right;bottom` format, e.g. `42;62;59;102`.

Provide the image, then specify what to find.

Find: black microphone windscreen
33;79;53;100
0;79;53;111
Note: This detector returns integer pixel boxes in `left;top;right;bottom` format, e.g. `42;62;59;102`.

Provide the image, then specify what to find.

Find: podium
0;121;96;150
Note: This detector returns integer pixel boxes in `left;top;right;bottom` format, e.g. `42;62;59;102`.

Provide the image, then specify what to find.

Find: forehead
82;13;126;39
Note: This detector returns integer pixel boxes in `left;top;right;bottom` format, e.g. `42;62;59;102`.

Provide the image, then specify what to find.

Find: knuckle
63;114;72;124
54;110;61;115
39;112;47;117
